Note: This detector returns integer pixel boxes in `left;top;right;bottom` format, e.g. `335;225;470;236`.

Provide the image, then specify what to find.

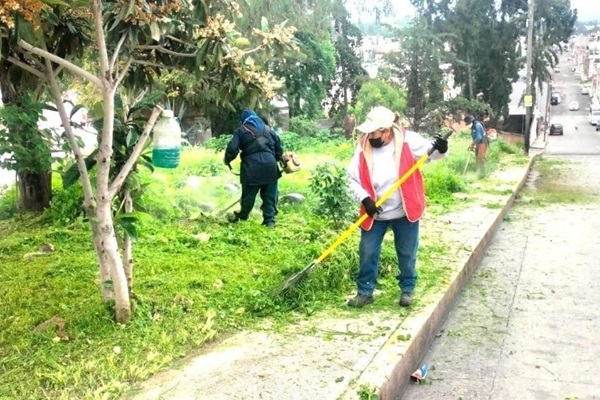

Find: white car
581;87;590;95
569;101;579;111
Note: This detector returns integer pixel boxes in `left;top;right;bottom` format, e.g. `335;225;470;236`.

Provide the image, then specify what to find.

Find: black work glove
432;134;448;154
362;197;382;217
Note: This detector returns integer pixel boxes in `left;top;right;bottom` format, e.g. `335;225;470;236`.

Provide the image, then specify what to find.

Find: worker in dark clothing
224;109;283;228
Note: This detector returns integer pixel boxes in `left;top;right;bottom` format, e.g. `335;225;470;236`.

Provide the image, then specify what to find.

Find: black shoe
347;294;374;308
262;221;275;229
399;292;413;307
229;212;247;223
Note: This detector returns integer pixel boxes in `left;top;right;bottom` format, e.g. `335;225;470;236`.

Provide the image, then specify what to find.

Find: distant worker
465;114;488;176
224;109;283;228
346;106;449;308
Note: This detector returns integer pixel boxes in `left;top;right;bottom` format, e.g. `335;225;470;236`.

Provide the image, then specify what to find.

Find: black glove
432;134;448;154
362;197;382;217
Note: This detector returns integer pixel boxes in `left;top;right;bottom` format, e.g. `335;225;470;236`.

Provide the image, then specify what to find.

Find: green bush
309;162;355;227
424;163;466;205
350;79;407;122
280;131;305;152
289;117;320;137
0;185;17;220
43;184;85;225
203;135;232;153
495;139;519;154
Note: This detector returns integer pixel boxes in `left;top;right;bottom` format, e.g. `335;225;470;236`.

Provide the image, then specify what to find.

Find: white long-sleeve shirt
347;130;448;221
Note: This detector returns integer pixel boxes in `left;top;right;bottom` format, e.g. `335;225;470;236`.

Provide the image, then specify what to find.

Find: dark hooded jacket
224;109;283;185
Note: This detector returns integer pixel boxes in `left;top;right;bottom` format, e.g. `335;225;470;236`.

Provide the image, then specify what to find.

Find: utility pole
524;0;535;155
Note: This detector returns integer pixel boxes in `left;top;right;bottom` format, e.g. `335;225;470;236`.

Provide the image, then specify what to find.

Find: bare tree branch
6;56;45;79
136;45;198;58
53;64;65;78
165;35;196;48
109;105;164;199
110;33;128;74
44;58;95;207
132;59;178;69
115;57;133;88
242;46;265;57
91;0;110;81
18;39;102;87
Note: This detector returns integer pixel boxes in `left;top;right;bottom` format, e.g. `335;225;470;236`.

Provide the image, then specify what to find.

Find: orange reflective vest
357;127;426;230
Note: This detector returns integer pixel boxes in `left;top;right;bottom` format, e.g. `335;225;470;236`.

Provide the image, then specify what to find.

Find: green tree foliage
529;0;576;107
273;31;337;119
0;94;53;174
535;0;577;47
424;0;520;124
386;18;445;131
326;0;368;117
0;3;92;211
237;0;335;41
309;162;355;227
444;96;491;122
351;79;407;123
409;0;576;127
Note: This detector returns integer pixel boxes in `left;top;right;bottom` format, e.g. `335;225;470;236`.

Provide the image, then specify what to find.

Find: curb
346;153;542;400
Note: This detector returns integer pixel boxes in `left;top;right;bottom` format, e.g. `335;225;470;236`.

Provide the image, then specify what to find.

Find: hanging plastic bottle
152;109;182;168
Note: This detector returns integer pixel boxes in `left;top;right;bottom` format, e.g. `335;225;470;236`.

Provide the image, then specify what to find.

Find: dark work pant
239;181;278;224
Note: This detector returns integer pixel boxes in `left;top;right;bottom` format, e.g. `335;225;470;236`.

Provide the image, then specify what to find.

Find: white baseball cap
356;106;396;133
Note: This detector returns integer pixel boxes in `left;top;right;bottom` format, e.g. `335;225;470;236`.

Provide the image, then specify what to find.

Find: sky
366;0;600;22
571;0;600;22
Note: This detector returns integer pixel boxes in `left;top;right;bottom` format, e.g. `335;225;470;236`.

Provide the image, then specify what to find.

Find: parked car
549;123;564;135
569;101;580;111
581;86;590;95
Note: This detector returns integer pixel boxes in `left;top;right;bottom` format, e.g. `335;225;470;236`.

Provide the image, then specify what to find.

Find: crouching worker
224;109;283;228
346;106;449;308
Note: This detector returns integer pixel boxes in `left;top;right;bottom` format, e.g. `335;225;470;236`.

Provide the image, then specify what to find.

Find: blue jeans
357;217;419;296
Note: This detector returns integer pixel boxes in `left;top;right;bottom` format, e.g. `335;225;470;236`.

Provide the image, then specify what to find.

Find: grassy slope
0;132;523;399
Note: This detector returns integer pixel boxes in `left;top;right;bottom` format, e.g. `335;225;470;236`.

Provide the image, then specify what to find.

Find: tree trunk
17;170;52;212
467;52;474;99
88;215;114;301
97;86;131;323
123;189;134;291
96;197;131;322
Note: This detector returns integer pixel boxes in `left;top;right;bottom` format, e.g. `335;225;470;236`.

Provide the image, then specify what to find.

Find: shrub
424;163;466;205
203;135;232;153
350;79;407;122
279;131;305;152
289;117;320;137
495;139;519;154
0;185;17;220
43;184;85;225
309;162;355;227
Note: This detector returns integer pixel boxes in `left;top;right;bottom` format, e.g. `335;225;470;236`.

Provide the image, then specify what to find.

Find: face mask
369;137;384;148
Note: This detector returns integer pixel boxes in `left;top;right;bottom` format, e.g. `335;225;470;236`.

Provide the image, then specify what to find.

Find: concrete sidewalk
129;152;540;400
404;154;600;400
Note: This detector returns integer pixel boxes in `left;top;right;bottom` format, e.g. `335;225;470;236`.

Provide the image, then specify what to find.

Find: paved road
545;58;600;155
404;58;600;399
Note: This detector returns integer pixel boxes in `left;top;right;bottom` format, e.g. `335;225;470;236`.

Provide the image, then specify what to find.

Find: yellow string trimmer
279;129;454;294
